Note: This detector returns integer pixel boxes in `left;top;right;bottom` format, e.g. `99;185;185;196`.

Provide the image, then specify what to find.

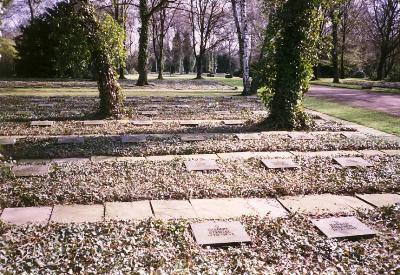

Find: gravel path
308;85;400;116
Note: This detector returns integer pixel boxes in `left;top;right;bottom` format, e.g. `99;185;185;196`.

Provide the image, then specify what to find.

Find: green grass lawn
311;78;400;94
304;97;400;136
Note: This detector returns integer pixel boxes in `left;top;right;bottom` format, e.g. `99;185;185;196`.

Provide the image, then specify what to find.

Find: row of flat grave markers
183;156;373;172
191;216;376;247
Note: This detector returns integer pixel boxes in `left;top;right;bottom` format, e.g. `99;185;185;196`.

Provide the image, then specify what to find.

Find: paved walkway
1;193;399;225
308;85;400;117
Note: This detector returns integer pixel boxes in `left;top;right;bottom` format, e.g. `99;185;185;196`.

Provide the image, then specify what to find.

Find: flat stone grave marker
261;158;299;169
57;136;84;144
30;121;55;127
215;111;230;115
12;164;51;177
223;120;245;125
180;120;200;127
185;159;221;172
180;134;207;142
121;135;148;143
0;137;16;145
83;120;106;126
311;216;376;239
131;120;153;126
105;201;153;221
341;132;367;139
140;111;158;116
236;133;261;140
0;207;52;225
51;204;104;223
334;157;372;167
190;221;251;246
355;193;400;207
288;132;315;140
151;200;198;219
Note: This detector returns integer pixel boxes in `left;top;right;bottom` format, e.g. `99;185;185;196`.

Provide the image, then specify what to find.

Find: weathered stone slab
105;201;153;221
12;164;51;177
253;151;293;159
51;204;104;223
52;158;90;164
151;200;198;219
246;198;288;218
235;133;261;140
334;157;372;167
190;198;256;219
180;120;200;126
0;207;52;225
291;150;359;158
357;150;385;157
341;132;367;139
261;158;299;169
147;155;178;161
91;156;117;163
139;111;158;116
217;152;256;160
215;111;231;115
18;159;51;164
311;216;376;239
180;134;207;142
278;194;373;214
131;120;153;126
57;136;84;144
191;221;251;246
83;120;106;126
0;137;16;145
179;154;219;160
121;135;148;143
185;159;221;172
223;120;245;125
30;121;55;127
381;150;400;156
355;193;400;207
288;132;315;140
116;157;146;162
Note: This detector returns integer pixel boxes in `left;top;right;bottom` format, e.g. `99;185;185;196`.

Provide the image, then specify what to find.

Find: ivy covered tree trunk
73;0;124;118
265;0;321;130
137;0;150;86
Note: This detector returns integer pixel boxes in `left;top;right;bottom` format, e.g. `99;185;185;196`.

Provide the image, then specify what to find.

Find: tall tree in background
231;0;251;95
182;31;192;73
329;2;340;83
260;0;322;130
151;0;178;80
188;0;226;79
136;0;173;86
367;0;400;80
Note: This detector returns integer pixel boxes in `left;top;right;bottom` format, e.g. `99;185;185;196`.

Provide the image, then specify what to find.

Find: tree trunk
340;15;346;79
240;0;251;95
330;9;339;84
137;0;150;86
231;0;244;74
195;56;203;79
376;50;387;80
27;0;35;22
157;47;164;80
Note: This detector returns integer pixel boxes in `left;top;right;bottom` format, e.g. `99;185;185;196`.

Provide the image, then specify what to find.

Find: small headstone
12;164;51;177
30;121;55;127
57;136;84;144
236;133;261;140
0;137;17;145
180;134;207;142
180;120;200;126
140;111;158;116
261;158;299;169
311;216;376;239
223;120;245;125
121;135;148;143
191;221;251;246
334;157;372;167
83;120;106;126
185;159;221;172
131;120;153;126
341;132;367;139
355;193;400;207
288;132;315;140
